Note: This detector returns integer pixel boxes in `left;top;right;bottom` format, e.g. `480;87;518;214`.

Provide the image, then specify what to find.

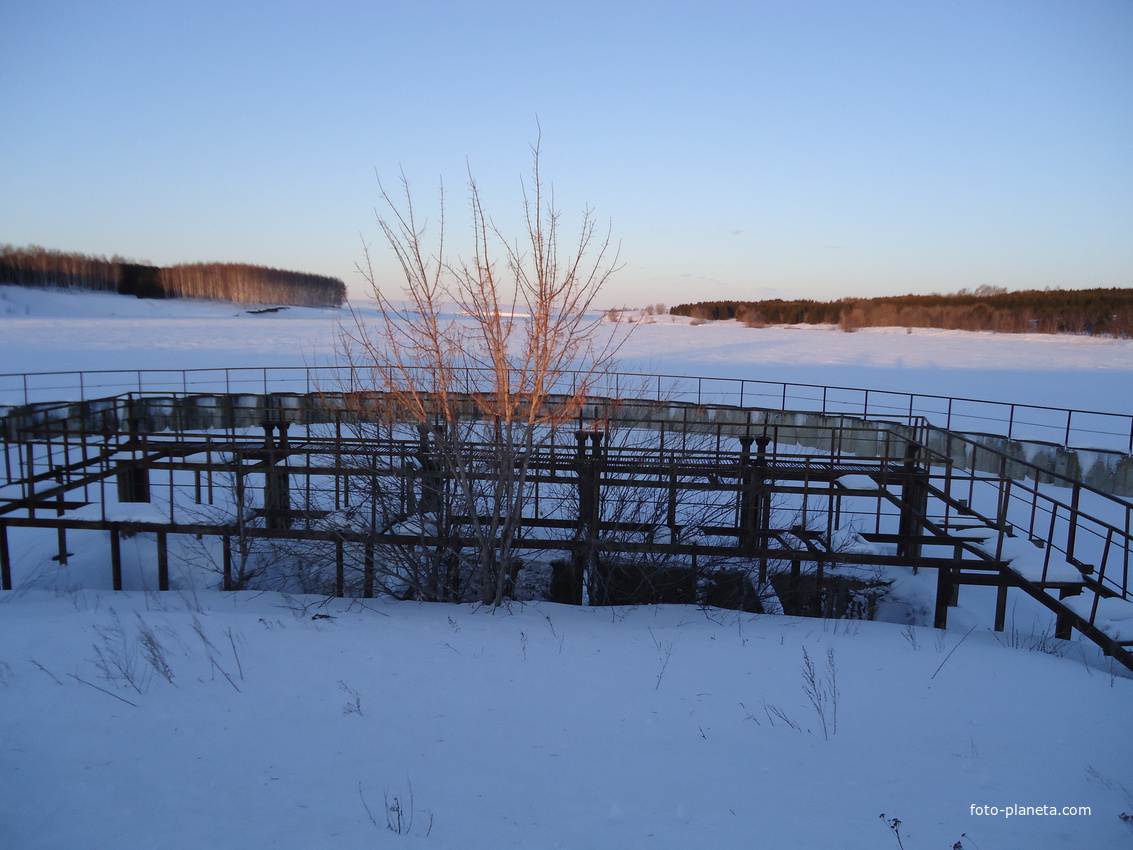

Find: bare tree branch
335;138;630;605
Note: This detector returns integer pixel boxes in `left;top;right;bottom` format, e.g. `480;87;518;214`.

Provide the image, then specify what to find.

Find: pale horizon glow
2;0;1131;307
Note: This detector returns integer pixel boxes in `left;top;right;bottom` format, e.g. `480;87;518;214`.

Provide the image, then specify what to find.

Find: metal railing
2;377;1131;666
2;365;1131;454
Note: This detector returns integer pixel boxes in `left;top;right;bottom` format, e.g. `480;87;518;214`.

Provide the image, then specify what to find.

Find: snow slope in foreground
2;592;1131;850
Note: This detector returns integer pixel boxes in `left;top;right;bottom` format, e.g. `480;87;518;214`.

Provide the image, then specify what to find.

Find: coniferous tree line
0;244;346;307
671;285;1133;337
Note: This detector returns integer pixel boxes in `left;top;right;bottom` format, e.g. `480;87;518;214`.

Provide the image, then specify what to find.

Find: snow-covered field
4;285;1133;413
2;286;1132;849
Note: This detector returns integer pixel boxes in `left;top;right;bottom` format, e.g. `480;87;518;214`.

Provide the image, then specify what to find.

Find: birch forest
0;245;345;308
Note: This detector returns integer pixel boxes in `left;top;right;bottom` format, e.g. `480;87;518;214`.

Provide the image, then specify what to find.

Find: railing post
335;540;345;597
563;429;600;605
1124;506;1130;596
994;578;1009;632
1054;586;1082;640
1064;410;1073;447
222;536;232;591
157;532;169;591
1067;484;1081;563
737;435;756;556
933;543;958;629
110;527;123;591
896;441;928;569
0;524;11;590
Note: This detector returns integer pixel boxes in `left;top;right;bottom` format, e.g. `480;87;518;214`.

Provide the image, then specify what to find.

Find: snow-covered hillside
1;286;1132;849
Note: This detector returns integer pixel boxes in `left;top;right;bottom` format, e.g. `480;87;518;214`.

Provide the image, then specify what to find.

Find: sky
2;0;1131;307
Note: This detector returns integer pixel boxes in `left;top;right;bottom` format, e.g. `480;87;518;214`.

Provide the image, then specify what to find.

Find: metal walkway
2;383;1131;670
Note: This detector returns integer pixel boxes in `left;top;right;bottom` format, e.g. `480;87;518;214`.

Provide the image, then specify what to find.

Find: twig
225;627;244;680
931;625;977;680
762;699;802;731
880;814;905;850
827;646;838;736
68;673;137;707
28;658;63;686
207;654;241;692
135;615;175;685
358;781;378;827
653;636;675;689
340;680;362;715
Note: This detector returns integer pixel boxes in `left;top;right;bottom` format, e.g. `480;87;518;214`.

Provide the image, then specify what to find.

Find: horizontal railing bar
2;365;1131;451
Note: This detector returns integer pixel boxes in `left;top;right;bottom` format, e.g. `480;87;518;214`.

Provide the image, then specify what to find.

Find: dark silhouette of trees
0;244;346;308
0;245;120;292
671;287;1133;337
161;262;345;306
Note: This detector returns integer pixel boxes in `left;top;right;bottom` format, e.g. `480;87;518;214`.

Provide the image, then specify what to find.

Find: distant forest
0;245;346;308
671;286;1133;337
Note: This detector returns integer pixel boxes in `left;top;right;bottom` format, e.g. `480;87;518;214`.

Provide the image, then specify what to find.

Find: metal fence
2;365;1131;454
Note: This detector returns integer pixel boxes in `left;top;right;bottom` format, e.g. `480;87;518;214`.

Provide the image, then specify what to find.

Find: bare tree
337;136;629;606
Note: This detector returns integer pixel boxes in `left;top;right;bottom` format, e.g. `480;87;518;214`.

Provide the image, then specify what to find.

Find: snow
984;536;1090;585
838;474;879;491
2;593;1133;850
2;286;1133;849
3;286;1133;413
3;286;1132;449
67;501;172;524
3;593;1132;849
1064;596;1133;643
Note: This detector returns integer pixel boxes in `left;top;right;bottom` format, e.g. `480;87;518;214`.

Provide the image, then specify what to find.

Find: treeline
0;245;346;308
159;262;345;306
671;286;1133;337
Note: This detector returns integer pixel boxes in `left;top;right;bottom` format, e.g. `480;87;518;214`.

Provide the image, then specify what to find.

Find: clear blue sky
2;0;1130;306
